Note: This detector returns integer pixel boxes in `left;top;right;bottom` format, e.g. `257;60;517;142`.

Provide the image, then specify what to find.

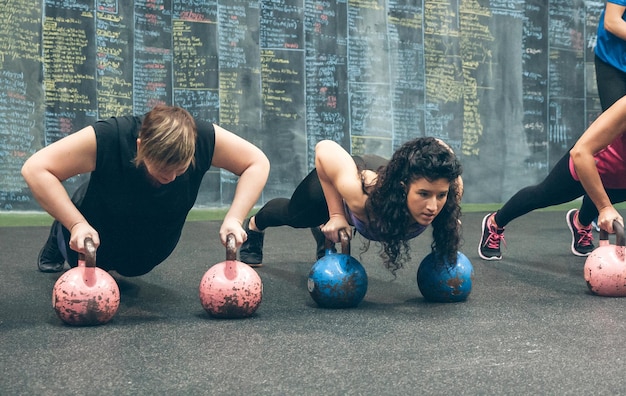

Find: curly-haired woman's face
405;177;450;225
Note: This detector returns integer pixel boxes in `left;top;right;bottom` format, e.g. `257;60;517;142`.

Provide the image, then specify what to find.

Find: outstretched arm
211;124;270;246
604;3;626;40
571;96;626;233
314;140;367;242
21;127;99;252
434;138;464;203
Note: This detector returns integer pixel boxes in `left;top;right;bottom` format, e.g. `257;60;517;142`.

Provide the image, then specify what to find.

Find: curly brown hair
364;137;463;275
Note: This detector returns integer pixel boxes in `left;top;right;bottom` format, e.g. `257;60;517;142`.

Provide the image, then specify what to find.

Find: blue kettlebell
417;251;474;303
308;229;368;308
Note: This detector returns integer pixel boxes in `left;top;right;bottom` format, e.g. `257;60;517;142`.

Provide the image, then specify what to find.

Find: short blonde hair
135;105;197;168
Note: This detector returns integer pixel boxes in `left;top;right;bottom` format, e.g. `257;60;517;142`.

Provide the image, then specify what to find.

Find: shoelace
576;225;593;247
484;224;505;249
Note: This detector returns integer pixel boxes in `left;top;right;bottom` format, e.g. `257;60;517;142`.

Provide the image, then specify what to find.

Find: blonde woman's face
137;137;191;185
406;178;450;225
143;159;189;185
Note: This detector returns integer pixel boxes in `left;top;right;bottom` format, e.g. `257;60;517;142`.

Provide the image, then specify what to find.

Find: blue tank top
595;2;626;73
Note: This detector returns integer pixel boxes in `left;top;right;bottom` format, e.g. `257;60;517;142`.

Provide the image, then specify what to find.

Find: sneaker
311;226;326;260
478;213;505;260
311;226;337;260
38;221;65;273
566;209;595;256
592;217;600;232
239;218;264;267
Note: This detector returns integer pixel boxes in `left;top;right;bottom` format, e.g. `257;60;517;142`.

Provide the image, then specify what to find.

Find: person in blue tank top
595;1;626;111
22;105;269;276
239;137;464;277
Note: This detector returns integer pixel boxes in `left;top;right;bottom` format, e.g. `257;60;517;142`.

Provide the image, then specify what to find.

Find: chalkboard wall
0;0;602;211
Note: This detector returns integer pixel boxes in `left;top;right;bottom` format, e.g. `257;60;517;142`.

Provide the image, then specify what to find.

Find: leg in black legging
578;195;598;226
254;169;330;230
578;57;626;228
494;154;586;227
577;58;626;227
595;55;626;112
579;189;626;226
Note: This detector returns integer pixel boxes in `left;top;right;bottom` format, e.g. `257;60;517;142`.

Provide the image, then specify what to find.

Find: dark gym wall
0;0;602;210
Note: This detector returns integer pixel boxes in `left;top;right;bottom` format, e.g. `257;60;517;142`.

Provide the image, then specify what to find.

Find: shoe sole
566;209;592;257
38;265;65;273
37;245;65;273
245;262;263;268
478;213;502;261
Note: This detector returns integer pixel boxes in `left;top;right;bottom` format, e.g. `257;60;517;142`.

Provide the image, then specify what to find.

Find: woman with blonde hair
23;105;269;276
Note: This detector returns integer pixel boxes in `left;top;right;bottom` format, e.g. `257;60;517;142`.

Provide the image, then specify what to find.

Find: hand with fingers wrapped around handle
68;221;100;254
597;206;624;234
320;216;352;244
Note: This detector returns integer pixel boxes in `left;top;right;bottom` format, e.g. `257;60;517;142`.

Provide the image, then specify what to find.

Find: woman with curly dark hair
239;137;463;276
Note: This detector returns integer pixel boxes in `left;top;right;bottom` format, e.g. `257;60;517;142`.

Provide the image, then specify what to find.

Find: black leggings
494;153;626;227
255;154;388;231
254;169;330;230
595;55;626;112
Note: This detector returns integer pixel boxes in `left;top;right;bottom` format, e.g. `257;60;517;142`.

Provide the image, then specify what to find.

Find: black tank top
66;116;216;274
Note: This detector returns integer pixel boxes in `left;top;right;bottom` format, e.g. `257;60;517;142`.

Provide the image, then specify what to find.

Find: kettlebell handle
323;228;351;255
599;220;625;247
226;233;237;261
78;237;97;268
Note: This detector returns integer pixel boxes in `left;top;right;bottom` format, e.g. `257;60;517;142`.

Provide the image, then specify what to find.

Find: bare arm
435;138;464;203
604;3;626;40
210;124;270;246
314;140;367;242
570;96;626;232
21;127;99;251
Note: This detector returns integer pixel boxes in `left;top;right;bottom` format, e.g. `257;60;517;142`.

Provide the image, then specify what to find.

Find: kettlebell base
417;252;474;304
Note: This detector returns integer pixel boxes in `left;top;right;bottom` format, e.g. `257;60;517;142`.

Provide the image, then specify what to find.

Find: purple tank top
343;202;427;241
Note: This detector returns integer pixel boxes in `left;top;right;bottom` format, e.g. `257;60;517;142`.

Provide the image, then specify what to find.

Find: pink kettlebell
199;234;263;318
52;237;120;325
584;221;626;297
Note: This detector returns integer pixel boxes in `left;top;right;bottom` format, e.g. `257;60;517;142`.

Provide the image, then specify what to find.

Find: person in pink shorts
479;96;626;260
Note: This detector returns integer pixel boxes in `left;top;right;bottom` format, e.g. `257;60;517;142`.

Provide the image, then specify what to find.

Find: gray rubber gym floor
3;211;626;395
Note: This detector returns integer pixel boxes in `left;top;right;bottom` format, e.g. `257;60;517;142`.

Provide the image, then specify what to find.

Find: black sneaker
240;218;264;267
478;212;505;260
311;226;326;260
38;221;65;273
566;209;595;256
592;217;600;232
